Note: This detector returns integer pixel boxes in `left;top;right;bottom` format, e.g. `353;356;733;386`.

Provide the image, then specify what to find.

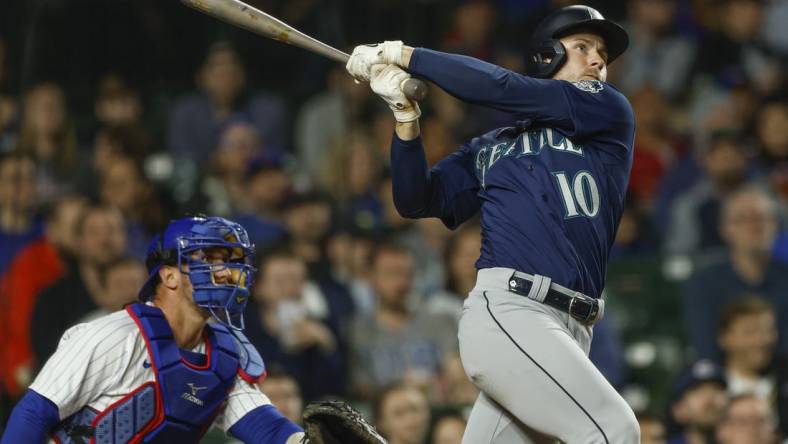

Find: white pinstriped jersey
29;309;270;443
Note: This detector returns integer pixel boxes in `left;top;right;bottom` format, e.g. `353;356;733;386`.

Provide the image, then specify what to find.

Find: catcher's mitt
302;400;387;444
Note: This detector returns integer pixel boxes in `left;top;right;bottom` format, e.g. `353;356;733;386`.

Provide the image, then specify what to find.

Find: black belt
507;273;603;325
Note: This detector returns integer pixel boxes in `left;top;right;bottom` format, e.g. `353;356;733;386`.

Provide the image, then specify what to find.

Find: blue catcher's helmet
139;216;256;330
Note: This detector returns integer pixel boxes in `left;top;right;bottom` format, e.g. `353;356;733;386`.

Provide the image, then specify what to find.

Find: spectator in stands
167;41;288;165
664;130;753;258
718;297;778;401
80;256;145;322
373;384;431;444
430;412;466;444
281;191;334;280
426;222;481;323
324;226;376;316
93;73;144;130
15;82;80;203
440;0;497;60
637;412;667;444
99;155;167;258
245;248;345;400
627;86;684;209
694;0;782;96
88;125;148;191
683;187;788;360
319;127;384;231
201;120;266;217
667;360;729;444
0;195;86;398
754;99;788;201
715;393;778;444
90;74;151;164
30;204;126;366
610;198;658;260
0;36;17;153
233;156;290;249
440;354;478;407
294;66;372;186
349;243;456;401
407;218;453;300
0;153;42;275
378;175;446;297
612;0;696;100
258;368;303;425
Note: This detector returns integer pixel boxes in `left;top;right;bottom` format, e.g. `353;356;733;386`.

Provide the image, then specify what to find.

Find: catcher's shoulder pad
228;328;266;383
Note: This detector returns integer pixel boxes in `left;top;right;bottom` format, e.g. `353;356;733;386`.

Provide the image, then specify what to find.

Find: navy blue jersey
390;48;635;298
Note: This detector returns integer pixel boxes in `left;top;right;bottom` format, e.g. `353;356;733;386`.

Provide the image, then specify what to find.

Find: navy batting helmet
526;5;629;79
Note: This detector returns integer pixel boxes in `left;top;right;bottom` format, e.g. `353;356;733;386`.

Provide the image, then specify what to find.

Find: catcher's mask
526;5;629;78
139;215;256;330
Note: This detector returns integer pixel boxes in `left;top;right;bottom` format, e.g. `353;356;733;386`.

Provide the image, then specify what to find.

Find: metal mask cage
174;223;257;330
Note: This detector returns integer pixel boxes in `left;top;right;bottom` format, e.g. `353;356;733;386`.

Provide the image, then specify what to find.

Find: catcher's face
552;32;608;82
170;247;248;313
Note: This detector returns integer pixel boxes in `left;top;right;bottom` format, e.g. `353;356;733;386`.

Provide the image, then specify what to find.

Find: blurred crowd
0;0;787;442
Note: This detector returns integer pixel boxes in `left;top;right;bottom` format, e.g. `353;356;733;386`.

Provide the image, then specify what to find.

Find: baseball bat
181;0;428;102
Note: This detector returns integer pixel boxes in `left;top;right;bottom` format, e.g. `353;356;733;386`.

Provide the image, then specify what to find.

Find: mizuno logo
182;383;208;406
142;360;151;369
187;383;208;396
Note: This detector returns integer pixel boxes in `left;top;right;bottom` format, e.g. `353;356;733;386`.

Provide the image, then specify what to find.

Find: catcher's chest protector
52;303;241;444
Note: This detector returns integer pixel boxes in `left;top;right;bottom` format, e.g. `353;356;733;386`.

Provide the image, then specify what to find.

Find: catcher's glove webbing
302;400;387;444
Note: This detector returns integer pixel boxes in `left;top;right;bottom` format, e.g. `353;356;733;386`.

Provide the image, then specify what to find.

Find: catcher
1;215;384;444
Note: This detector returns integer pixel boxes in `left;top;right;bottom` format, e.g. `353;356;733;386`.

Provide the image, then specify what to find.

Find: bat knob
402;78;428;102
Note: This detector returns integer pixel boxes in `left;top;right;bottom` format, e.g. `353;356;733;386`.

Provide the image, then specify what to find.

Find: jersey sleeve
28;317;131;420
407;48;635;146
390;134;481;229
212;374;273;431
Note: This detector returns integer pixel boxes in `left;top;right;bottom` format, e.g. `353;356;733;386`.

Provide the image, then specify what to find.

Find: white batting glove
346;41;404;82
370;64;421;123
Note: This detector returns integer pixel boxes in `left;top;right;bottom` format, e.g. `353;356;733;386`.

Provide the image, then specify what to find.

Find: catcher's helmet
526;5;629;78
139;215;256;330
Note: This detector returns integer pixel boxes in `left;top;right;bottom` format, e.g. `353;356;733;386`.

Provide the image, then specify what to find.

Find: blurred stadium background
0;0;786;442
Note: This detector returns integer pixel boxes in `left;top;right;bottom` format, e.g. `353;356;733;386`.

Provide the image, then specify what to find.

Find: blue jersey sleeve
390;134;481;229
228;404;303;444
408;48;634;148
1;389;61;444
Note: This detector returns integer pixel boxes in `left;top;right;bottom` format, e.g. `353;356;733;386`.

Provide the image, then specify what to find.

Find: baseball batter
346;5;637;444
1;216;305;443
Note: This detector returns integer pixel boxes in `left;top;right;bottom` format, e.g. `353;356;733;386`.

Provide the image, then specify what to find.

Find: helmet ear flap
528;40;567;78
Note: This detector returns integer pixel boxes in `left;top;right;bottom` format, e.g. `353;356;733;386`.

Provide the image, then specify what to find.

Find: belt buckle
568;294;598;324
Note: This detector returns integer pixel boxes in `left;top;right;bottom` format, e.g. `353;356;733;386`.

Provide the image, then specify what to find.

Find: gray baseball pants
458;268;639;444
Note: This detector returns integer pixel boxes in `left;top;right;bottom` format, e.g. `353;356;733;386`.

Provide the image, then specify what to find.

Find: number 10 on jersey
552;171;600;218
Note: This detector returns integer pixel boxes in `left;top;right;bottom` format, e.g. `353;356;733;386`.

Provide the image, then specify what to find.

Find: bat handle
402;78;428;102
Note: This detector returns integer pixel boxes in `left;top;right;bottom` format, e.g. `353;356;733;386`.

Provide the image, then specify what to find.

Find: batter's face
552;33;608;82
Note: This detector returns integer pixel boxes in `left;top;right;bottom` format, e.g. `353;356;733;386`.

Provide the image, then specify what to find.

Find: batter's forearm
395;120;420;141
402;45;415;67
390;134;436;218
